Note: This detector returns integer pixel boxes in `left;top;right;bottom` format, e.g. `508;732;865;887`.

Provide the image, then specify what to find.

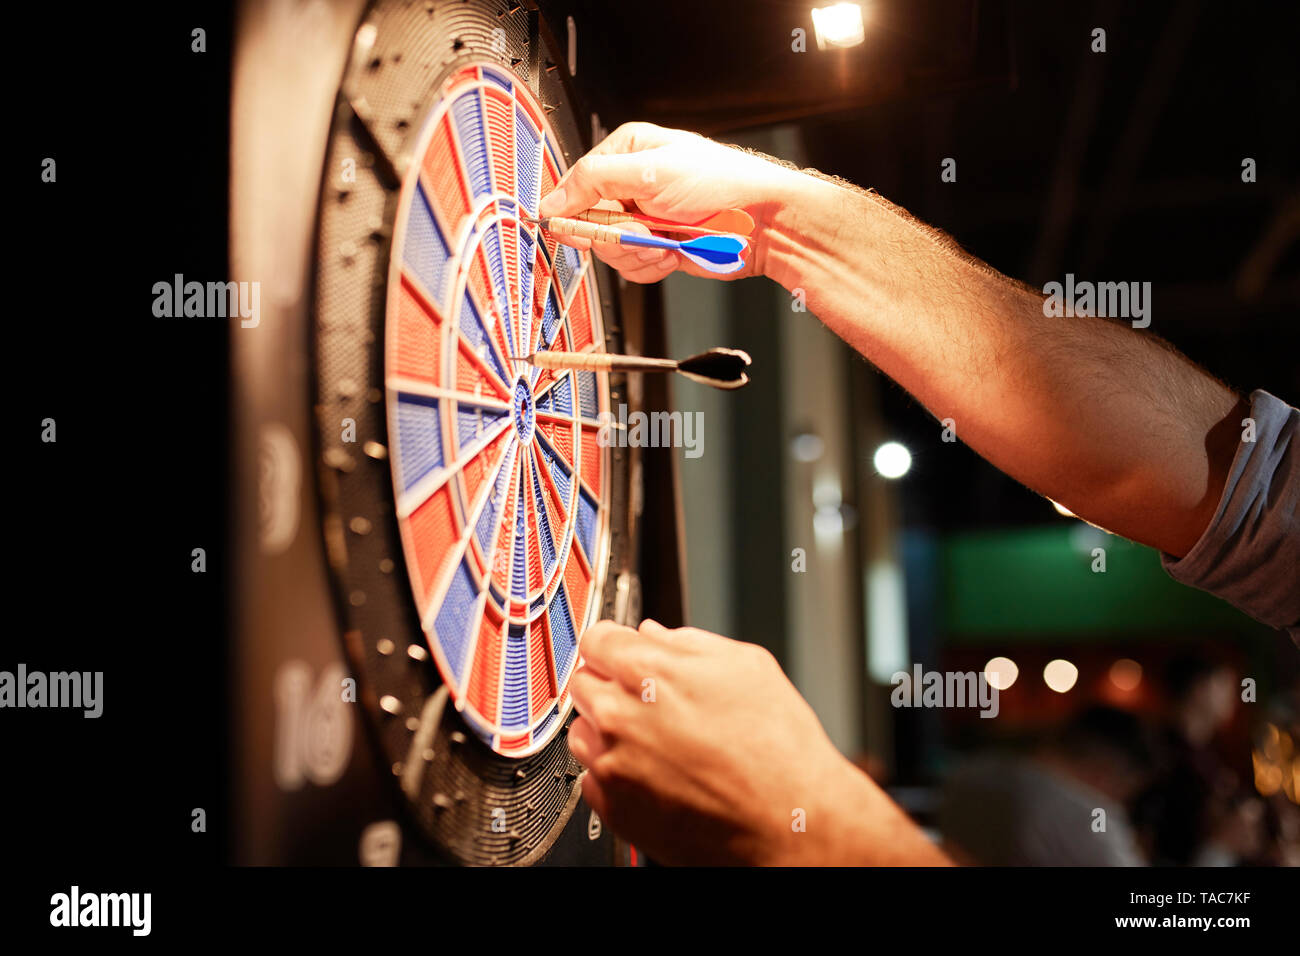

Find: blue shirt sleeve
1161;390;1299;647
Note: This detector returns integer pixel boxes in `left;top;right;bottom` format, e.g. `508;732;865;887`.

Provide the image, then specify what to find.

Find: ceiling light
873;441;911;479
811;3;866;50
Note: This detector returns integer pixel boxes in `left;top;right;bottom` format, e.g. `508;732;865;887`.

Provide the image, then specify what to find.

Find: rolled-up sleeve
1161;389;1299;647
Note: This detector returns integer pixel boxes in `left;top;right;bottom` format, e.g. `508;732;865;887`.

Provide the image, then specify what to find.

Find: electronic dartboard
379;61;610;758
253;0;644;866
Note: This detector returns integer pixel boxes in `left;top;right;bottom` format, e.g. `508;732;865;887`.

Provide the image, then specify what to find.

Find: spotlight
1043;659;1079;693
811;3;866;51
873;441;911;479
984;656;1019;691
1109;658;1142;691
790;432;825;462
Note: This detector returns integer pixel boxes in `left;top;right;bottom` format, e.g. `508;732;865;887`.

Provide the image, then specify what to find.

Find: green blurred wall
940;524;1275;640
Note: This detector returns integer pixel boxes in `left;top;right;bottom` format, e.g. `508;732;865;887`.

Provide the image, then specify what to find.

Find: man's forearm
793;757;952;866
761;175;1244;557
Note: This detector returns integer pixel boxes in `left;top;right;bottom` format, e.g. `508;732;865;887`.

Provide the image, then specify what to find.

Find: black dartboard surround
310;0;632;866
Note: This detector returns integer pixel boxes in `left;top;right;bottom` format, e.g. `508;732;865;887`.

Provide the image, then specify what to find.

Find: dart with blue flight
533;214;749;274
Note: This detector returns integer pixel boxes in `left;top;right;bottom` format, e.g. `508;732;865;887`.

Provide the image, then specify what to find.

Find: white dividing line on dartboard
507;94;524;363
397;265;455;345
478;80;521;365
531;424;582;593
531;255;553;349
414;168;464;309
525;247;555;389
387;377;510;410
452;435;517;714
487;448;522;745
394;412;513;521
559;254;590;328
526;438;586;702
418;427;516;638
531;372;576;424
520;451;541;748
522;443;567;741
460;251;517;395
528;438;570;609
517;221;535;367
429;83;478;253
451;442;522;747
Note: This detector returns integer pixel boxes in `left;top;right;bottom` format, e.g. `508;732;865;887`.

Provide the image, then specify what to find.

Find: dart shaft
574;208;750;237
523;351;678;373
539;216;679;251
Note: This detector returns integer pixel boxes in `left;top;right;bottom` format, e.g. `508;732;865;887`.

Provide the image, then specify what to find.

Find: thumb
540;149;669;218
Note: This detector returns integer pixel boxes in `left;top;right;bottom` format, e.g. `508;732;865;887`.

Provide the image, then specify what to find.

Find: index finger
577;619;637;682
539;147;672;218
589;122;690;156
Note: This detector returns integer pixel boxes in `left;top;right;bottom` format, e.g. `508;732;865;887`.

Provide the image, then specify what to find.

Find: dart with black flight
511;347;752;390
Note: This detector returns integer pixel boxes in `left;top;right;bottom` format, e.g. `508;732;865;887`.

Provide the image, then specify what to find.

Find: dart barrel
526;351;679;373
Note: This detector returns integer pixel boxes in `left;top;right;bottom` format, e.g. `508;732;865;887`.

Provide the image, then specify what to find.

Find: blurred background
576;0;1300;865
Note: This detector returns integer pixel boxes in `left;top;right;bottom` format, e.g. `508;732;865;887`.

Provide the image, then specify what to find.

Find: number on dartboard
272;661;353;790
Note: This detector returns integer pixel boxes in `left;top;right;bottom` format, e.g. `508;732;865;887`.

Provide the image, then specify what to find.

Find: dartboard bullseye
385;63;611;758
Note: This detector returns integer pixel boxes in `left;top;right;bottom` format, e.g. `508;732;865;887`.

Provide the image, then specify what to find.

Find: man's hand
538;122;806;283
542;122;1245;559
567;619;951;866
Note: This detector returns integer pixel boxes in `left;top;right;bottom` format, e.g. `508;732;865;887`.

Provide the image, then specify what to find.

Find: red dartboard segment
491;459;518;597
579;424;603;499
533;325;571;396
385;63;610;757
422;113;472;229
405;483;459;614
538;419;575;467
563;547;593;638
567;278;596;352
500;221;520;355
482;87;515;199
523;457;545;596
528;616;554;715
467;246;515;376
541;145;560;201
530;261;554;354
466;599;505;725
498;731;530;752
532;441;569;540
451;65;480;86
532;229;553;293
462;430;512;533
534;362;557;395
392;275;444;383
454;334;511;402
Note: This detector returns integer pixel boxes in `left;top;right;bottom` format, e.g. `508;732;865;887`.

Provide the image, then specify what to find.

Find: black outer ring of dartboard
307;0;633;867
